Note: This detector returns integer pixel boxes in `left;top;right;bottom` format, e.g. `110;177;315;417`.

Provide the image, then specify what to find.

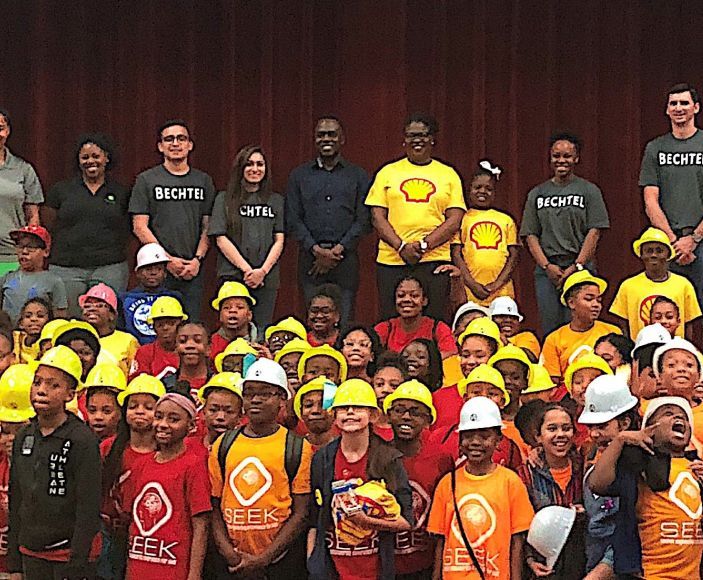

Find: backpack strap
451;468;486;580
284;430;305;488
218;427;242;480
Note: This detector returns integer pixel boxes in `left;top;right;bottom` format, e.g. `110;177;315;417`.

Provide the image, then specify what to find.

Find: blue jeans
49;261;129;319
671;240;703;309
166;269;205;321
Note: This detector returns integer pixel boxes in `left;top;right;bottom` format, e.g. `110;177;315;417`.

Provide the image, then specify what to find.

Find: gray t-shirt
1;269;67;325
0;150;44;262
208;190;285;288
639;130;703;230
520;176;610;258
128;164;216;259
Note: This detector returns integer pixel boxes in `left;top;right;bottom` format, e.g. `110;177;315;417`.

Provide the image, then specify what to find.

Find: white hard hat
243;358;290;399
578;375;638;425
452;302;489;331
651;337;701;378
489;296;524;322
642;396;693;428
632;323;670;357
457;396;503;431
527;506;576;568
136;242;170;270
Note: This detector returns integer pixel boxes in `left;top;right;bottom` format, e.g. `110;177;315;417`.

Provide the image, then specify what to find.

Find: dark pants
166;269;205;322
219;276;279;336
397;569;432;580
376;261;451;322
22;555;96;580
671;239;703;309
299;249;359;329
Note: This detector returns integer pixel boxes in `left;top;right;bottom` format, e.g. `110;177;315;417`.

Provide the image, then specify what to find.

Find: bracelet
195;255;205;263
541;262;550;270
397;241;407;254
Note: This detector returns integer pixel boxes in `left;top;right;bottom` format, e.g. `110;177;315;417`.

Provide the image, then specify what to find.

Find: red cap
10;225;51;251
78;283;118;312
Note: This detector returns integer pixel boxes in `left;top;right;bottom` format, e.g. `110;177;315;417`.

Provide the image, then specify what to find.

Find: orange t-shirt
427;466;534;580
637;457;703;579
693;404;703;446
508;331;541;359
208;427;313;557
550;463;572;494
442;355;464;388
502;420;531;460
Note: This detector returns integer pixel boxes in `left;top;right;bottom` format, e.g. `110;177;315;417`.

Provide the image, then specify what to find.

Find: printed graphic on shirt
669;471;702;521
131;482;176;565
400;178;436;203
228;457;274;510
153;186;205;201
452;493;497;548
639;295;659;325
0;480;7;556
130;300;156;337
536;195;585;209
469;221;503;250
395;479;432;555
48;440;72;496
658;152;703;166
239;204;275;218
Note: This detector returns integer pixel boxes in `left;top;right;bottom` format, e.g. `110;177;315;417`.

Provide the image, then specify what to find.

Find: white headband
479;160;502;180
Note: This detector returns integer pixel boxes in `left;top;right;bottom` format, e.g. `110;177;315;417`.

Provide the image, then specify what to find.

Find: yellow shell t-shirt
208;427;313;557
540;320;621;379
98;330;139;377
609;271;701;338
637;457;703;579
459;208;518;305
365;158;466;266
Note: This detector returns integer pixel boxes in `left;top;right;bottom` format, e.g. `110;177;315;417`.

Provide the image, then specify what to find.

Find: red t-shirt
330;450;379;580
209;333;229;360
431;385;463;435
130;341;179;381
100;436;154;531
374;316;457;355
373;424;394;442
0;452;9;573
306;331;338;347
395;431;454;575
125;448;211;580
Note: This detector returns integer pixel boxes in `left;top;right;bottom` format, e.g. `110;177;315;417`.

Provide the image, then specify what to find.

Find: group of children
0;160;702;580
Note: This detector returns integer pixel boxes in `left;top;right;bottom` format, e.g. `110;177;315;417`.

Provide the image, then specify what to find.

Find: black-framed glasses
389;405;430;419
161;134;189;143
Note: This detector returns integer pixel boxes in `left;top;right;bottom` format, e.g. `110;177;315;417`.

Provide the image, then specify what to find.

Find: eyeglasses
309;307;335;315
269;332;296;345
242;389;281;400
161;134;189;143
389;405;430;419
16;243;44;251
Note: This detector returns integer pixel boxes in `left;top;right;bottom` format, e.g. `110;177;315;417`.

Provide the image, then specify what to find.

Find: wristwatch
419;239;429;253
195;255;205;263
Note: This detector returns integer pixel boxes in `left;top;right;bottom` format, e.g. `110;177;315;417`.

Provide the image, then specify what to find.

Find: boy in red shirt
162;321;212;401
384;380;453;577
209;281;256;359
124;392;211;580
130;296;187;380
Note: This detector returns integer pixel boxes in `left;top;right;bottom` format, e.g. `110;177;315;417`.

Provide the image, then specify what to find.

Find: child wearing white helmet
630;323;670;402
578;375;640;576
427;397;534;579
490;296;541;359
589;396;703;579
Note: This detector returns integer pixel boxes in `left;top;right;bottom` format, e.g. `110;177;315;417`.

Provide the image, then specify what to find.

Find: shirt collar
0;149;19;169
313;156;347;170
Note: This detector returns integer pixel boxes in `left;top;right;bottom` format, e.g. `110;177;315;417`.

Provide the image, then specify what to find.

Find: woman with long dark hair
209;145;285;332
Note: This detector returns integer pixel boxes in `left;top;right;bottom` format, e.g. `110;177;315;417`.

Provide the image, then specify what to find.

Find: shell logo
399;178;436;203
639;294;661;324
669;471;702;519
469;221;503;250
451;493;496;547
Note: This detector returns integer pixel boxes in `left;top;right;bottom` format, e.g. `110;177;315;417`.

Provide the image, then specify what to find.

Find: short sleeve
44;183;63;210
585;184;610;229
519;188;540;237
273;194;285;233
446;169;466;211
51;275;68;309
208;436;225;498
684;280;702;321
208;192;228;237
608;282;628;320
186;454;213;517
365;166;390;208
22;163;43;204
436;322;458;355
128;173;151;215
540;332;561;378
505;216;518;246
426;473;451;536
508;471;535;534
291;438;313;495
373;321;390;348
639;142;659;188
202;174;217;215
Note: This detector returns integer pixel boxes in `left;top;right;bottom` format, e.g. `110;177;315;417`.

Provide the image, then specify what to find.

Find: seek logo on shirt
224;457;280;531
130;482;178;566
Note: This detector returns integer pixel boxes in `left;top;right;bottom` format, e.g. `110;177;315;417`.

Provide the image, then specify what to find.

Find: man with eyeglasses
285;116;370;327
641;83;703;306
129;120;216;320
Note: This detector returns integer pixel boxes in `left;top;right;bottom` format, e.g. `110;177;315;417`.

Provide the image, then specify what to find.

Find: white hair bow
479;160;502;180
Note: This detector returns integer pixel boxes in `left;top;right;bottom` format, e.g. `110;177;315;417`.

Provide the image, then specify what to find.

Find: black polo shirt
45;176;131;268
284;157;370;252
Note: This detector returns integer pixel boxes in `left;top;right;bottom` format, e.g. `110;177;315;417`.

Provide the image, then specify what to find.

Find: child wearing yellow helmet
274;337;311;395
198;372;243;448
210;281;256;362
293;376;336;451
298;344;348;385
84;363;126;441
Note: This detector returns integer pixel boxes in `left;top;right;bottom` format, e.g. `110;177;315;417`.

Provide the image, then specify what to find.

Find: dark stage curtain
2;0;702;334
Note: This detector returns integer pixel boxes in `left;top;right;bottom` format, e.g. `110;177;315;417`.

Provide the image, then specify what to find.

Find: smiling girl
13;296;52;363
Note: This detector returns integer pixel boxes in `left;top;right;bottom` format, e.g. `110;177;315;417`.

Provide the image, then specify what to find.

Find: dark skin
567;283;602;332
493;359;528;420
388;399;432;457
308;118;346;276
153;317;180;351
394;278;427;329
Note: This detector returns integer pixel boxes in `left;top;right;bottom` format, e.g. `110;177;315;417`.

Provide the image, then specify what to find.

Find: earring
431;141;435;145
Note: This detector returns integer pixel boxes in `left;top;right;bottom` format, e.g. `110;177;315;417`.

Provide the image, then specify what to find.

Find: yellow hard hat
117;374;166;406
523;364;557;394
298;345;348;382
488;344;533;381
293;376;330;419
633;227;675;260
382;379;437;424
197;372;243;403
265;317;307;342
53;320;100;343
83;363;127;392
560;270;608;306
274;338;311;363
39;318;69;345
147;296;188;324
211;281;256;310
457;318;502;349
457;364;510;406
331;378;378;409
37;345;83;387
214;338;258;372
563;352;613;393
0;364;36;423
